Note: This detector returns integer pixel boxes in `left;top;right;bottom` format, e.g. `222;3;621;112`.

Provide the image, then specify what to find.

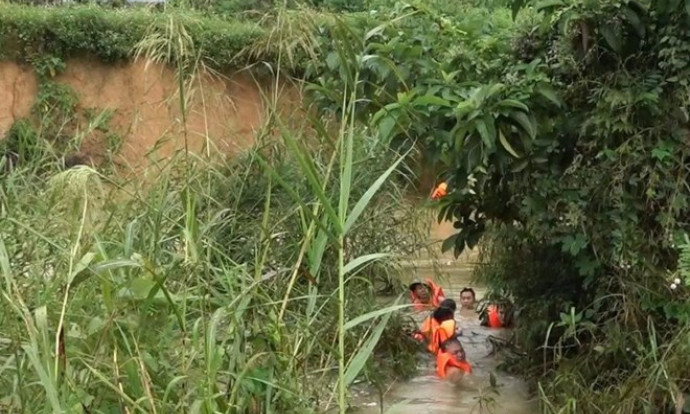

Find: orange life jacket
428;319;456;355
487;304;503;328
431;182;448;200
436;351;472;379
410;278;446;311
416;315;438;342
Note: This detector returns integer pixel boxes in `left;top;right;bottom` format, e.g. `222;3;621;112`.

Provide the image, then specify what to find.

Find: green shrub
0;4;267;69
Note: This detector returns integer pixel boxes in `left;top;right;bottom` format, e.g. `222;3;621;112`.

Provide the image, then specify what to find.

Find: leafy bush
298;0;690;411
0;4;266;68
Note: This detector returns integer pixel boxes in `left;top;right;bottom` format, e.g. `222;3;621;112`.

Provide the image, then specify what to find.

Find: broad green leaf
485;83;505;100
344;253;390;275
476;119;496;150
326;52;339;70
511;159;529;173
498;99;529;112
130;278;156;300
343;149;410;234
508;111;536;139
344;301;409;330
536;84;564;108
343;305;394;386
441;233;460;253
455;100;475;118
600;24;621;54
536;0;566;12
621;6;645;38
378;112;406;143
413;95;451;107
499;130;521;158
68;251;96;284
511;0;527;20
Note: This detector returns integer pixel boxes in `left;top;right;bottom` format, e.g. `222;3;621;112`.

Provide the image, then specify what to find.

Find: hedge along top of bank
0;4;274;70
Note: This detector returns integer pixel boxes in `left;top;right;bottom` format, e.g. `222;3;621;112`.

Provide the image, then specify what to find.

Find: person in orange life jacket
428;306;459;355
409;278;446;311
413;299;457;342
479;300;514;328
436;336;472;383
459;287;476;311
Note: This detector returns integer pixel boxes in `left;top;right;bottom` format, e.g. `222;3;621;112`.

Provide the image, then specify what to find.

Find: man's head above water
441;336;466;360
409;281;432;303
460;287;476;310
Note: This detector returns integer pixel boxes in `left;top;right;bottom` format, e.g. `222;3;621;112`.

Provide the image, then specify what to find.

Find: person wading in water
427;306;458;355
459;287;476;311
409;279;446;311
480;299;515;328
413;299;457;343
436;336;472;384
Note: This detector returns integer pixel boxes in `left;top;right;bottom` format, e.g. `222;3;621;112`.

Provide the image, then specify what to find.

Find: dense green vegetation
4;0;690;412
296;0;690;412
0;3;429;413
0;85;426;414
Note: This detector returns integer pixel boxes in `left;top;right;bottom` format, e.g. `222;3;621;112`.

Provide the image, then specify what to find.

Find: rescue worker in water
480;299;515;328
459;287;476;311
436;336;472;384
413;299;461;351
409;279;446;311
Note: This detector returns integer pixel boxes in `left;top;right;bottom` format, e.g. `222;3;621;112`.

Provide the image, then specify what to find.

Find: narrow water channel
353;263;537;414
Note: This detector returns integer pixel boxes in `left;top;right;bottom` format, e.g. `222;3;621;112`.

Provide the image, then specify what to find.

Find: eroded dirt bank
0;59;302;171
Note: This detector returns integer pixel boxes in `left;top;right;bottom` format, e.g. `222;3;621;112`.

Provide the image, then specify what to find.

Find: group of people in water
408;278;511;385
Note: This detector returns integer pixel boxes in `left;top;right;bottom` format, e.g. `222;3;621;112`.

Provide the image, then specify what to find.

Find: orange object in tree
436;350;472;379
431;182;448;200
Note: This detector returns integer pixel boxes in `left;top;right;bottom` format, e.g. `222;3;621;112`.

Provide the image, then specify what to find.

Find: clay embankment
0;59;302;171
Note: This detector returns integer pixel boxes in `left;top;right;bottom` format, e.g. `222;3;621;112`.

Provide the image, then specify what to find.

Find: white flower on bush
674;278;681;285
671;283;678;290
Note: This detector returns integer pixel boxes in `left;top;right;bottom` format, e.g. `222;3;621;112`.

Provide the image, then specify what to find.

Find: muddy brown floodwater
352;263;538;414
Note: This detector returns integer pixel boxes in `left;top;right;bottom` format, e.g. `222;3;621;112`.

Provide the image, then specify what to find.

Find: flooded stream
353;262;537;414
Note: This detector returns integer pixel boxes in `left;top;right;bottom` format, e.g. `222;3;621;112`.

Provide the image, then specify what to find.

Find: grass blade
343;306;395;387
343;149;410;234
344;300;408;330
343;253;390;275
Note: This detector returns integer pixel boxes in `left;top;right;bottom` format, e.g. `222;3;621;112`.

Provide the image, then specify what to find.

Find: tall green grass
0;116;424;414
0;15;427;414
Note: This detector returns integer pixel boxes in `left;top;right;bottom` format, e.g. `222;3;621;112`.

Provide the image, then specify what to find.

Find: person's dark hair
439;298;457;311
408;281;430;292
460;287;476;299
432;306;455;322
